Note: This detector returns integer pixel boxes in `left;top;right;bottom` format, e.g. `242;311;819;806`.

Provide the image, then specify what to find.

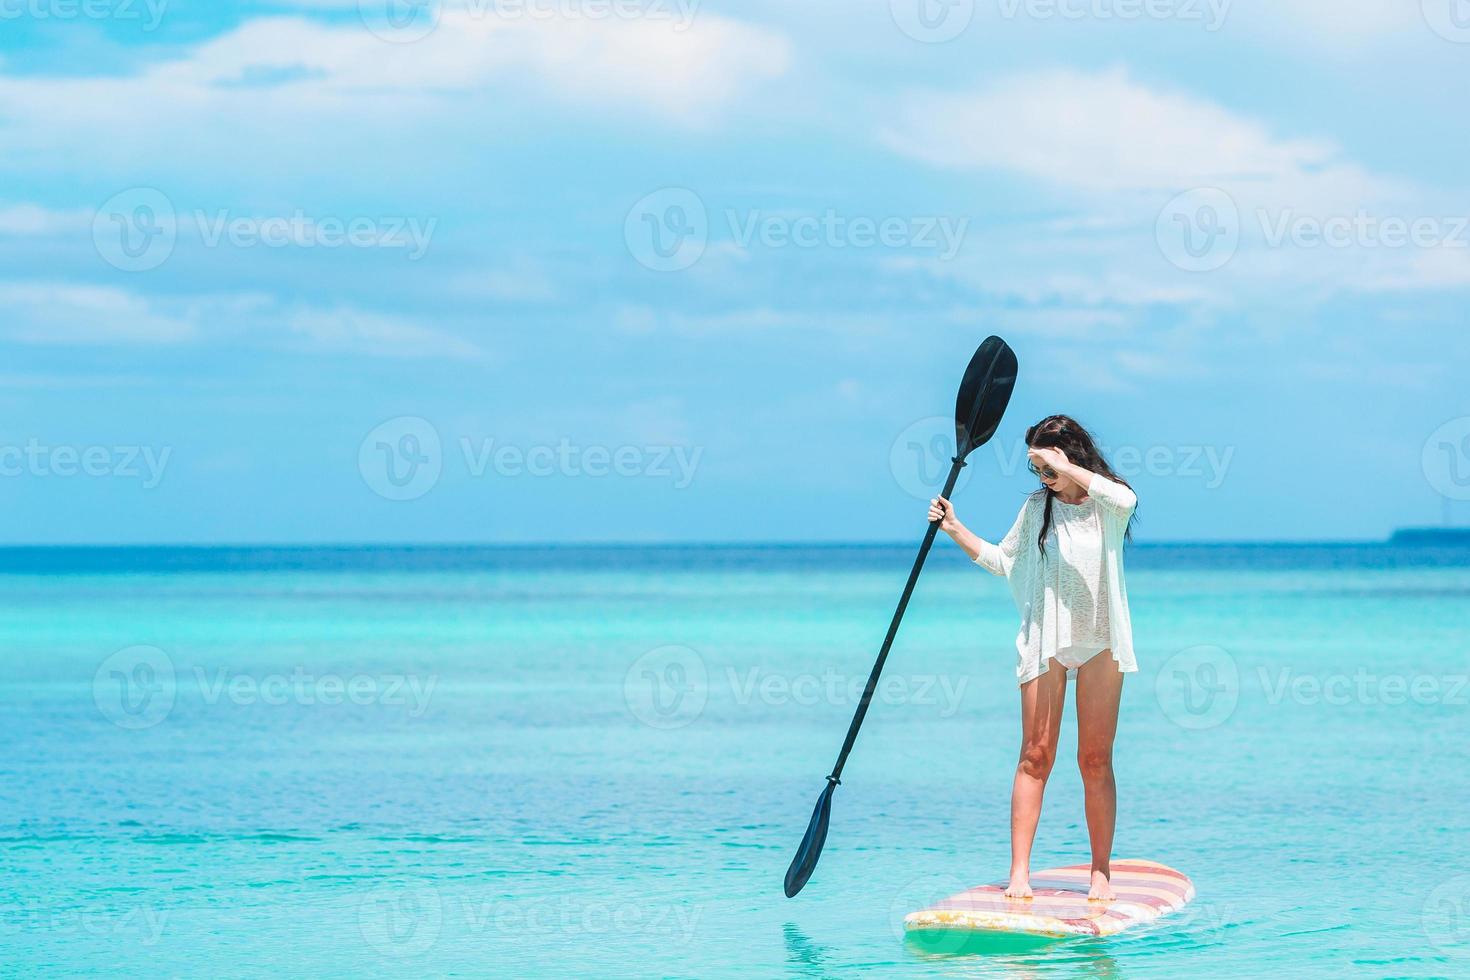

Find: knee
1018;741;1056;780
1077;747;1113;783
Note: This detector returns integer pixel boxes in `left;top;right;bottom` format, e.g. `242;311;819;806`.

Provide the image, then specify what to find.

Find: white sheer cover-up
973;473;1138;685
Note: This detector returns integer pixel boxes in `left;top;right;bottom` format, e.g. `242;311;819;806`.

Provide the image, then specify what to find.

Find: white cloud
0;11;792;170
0;373;151;390
0;280;483;357
0;204;89;235
452;258;558;302
284;306;484;358
880;67;1402;206
0;282;199;345
1358;245;1470;292
1238;0;1424;47
880;67;1469;302
611;303;895;335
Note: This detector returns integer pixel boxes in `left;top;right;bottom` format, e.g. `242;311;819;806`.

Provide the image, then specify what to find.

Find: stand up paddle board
904;859;1194;939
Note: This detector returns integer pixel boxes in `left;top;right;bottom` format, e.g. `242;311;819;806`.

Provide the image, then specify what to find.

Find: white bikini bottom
1051;645;1109;675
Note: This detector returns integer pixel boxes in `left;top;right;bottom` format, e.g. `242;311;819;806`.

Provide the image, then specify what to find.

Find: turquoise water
3;544;1469;978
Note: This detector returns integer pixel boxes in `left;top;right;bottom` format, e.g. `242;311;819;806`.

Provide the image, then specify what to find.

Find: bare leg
1006;663;1067;898
1075;650;1124;901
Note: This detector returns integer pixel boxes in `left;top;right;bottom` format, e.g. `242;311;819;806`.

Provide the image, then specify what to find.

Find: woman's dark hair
1026;414;1136;553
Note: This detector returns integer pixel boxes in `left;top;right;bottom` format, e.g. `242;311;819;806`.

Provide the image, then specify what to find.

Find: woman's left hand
1028;446;1069;475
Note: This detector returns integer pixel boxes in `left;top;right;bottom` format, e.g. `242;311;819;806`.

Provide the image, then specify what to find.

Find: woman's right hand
928;496;959;533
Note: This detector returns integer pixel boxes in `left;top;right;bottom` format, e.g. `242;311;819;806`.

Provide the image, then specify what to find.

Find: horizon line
0;534;1462;550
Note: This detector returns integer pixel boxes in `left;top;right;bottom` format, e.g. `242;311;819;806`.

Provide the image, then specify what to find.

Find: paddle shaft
828;456;965;783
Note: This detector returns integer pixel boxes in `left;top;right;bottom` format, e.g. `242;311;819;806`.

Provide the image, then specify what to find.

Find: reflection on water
782;923;844;979
903;929;1121;979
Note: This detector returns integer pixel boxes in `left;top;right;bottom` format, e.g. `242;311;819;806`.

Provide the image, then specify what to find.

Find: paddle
783;336;1019;899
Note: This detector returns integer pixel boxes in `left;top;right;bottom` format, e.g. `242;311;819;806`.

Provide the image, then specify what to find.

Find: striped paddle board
904;859;1194;939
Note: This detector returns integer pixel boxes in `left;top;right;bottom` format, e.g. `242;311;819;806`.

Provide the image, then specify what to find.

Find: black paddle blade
783;780;837;898
953;336;1019;460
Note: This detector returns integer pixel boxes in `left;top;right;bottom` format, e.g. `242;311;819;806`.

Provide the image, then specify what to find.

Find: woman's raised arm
930;496;1027;577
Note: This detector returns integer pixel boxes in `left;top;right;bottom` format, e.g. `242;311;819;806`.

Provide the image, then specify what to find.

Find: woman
928;415;1138;902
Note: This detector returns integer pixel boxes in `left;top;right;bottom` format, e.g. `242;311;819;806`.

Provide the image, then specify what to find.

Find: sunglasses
1028;463;1058;480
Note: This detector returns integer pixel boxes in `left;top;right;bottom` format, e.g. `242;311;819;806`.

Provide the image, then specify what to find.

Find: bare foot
1088;869;1114;901
1004;873;1032;899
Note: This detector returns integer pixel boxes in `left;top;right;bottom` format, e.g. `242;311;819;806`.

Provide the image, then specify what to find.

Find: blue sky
2;0;1468;543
